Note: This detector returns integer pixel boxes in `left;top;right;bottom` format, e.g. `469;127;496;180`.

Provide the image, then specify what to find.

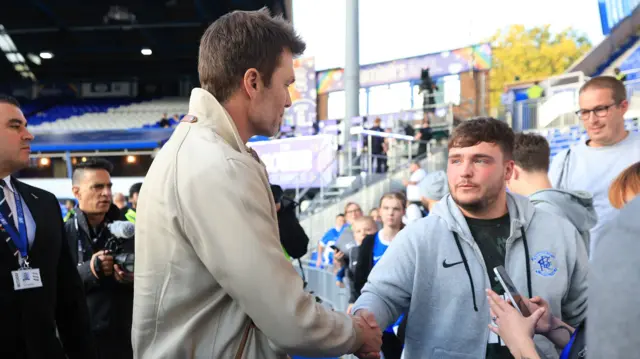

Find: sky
292;0;605;71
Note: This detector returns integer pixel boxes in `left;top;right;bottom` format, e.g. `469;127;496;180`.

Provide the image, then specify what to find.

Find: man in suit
0;95;96;359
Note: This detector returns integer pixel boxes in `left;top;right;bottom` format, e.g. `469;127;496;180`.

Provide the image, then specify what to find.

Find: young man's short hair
513;133;551;173
72;158;114;184
448;117;515;160
579;76;627;104
129;182;143;198
352;216;376;229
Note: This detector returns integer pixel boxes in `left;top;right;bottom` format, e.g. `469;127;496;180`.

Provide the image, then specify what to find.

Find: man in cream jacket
132;8;381;359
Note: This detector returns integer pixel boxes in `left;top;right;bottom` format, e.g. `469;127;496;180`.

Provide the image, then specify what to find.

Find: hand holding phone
493;266;531;317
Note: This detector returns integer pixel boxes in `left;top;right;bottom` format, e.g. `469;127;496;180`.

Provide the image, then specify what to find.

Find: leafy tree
489;25;592;109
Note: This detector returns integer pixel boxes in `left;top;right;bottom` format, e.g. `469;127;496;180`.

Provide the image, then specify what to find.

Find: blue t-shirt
321;225;346;267
371;232;403;333
372;232;390;266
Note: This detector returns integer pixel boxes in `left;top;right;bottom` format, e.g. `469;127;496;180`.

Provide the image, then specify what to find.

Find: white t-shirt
406;168;427;202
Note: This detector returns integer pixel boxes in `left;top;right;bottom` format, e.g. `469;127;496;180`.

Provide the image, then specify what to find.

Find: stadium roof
0;0;288;84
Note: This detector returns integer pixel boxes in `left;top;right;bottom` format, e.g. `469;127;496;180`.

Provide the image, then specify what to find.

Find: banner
81;81;133;98
283;57;317;128
248;135;335;189
317;43;492;94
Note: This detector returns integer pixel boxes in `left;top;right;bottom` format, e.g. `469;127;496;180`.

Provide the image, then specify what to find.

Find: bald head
113;192;126;209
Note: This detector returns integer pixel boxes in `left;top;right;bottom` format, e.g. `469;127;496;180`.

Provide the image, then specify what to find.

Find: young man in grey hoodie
352;118;589;359
507;133;597;251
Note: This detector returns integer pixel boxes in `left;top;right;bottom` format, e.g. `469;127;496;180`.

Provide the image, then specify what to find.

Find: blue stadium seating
541;119;639;158
620;45;640;80
27;98;134;126
593;35;640;76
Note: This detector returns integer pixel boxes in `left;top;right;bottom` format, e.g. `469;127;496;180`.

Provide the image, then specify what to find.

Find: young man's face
448;142;513;215
352;221;377;245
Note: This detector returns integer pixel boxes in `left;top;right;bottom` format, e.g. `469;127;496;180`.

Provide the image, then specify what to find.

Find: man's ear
243;68;261;98
504;160;515;181
511;165;520;180
72;186;81;200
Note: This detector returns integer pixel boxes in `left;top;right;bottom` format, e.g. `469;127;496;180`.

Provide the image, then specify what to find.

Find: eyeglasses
575;103;618;120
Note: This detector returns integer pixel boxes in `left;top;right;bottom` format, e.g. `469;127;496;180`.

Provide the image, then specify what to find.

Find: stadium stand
28;98;187;134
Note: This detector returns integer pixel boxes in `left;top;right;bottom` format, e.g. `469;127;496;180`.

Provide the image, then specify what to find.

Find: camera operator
270;184;309;260
64;158;134;359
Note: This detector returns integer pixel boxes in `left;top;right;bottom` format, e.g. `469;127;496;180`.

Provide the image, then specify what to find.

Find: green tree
489;25;592;109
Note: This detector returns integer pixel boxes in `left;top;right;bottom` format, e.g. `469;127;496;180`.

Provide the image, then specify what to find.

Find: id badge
12;268;43;291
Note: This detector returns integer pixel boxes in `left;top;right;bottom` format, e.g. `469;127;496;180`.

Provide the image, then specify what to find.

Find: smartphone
493;266;531;317
330;245;339;251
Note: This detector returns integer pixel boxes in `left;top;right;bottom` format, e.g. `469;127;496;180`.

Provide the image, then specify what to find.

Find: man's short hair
129;182;142;198
336;213;345;218
513;133;550;173
448;117;515;160
579;76;627;104
0;95;20;108
198;7;306;104
72;158;113;185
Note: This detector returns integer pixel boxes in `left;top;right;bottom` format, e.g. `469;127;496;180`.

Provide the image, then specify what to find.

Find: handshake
351;310;383;359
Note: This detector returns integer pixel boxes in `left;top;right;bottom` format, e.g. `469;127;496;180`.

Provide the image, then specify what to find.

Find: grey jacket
530;189;597;252
353;192;589;359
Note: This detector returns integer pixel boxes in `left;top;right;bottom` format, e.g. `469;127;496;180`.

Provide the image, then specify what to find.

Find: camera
93;221;136;277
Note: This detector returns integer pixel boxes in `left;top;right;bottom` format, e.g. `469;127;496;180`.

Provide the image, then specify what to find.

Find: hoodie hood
529;189;597;232
430;191;536;242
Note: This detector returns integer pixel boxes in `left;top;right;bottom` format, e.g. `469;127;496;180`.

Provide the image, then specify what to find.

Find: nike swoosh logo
442;259;464;268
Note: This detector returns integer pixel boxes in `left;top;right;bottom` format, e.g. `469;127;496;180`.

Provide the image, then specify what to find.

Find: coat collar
186;88;249;155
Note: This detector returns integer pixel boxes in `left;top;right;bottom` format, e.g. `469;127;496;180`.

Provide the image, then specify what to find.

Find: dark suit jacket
0;178;97;359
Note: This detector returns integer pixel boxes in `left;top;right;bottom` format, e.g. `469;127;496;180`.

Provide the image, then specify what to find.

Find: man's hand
487;289;544;359
346;303;354;314
334;249;344;262
90;250;113;279
113;264;134;284
523;296;553;334
352;310;382;359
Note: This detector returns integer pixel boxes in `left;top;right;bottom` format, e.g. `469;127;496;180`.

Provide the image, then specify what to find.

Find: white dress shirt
2;176;36;248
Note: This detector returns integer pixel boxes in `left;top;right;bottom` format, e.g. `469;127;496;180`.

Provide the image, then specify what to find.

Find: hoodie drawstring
521;228;533;298
453;232;478;312
453;227;532;312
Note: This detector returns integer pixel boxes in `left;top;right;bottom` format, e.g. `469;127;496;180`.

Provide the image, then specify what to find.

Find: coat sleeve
178;158;360;357
54;199;98;359
351;231;415;331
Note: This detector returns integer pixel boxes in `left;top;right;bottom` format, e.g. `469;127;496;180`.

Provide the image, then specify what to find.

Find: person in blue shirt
315;214;346;268
353;192;407;359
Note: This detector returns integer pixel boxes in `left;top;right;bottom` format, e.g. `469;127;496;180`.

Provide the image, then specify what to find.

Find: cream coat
132;88;361;359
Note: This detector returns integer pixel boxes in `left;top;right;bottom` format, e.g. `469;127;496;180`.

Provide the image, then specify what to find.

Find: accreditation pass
12;268;43;290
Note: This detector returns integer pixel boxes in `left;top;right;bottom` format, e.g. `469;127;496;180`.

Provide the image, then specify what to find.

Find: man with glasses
549;76;640;253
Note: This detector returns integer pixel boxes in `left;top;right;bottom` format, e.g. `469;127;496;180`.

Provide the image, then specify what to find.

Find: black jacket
353;233;378;299
271;186;309;260
64;204;133;358
0;178;96;359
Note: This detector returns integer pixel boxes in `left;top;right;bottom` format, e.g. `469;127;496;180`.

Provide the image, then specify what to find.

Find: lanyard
0;189;29;265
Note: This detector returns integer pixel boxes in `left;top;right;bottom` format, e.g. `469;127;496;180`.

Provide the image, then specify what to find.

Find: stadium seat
28;97;189;134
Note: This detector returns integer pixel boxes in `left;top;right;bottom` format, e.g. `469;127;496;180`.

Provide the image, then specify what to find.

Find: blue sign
30;128;173;152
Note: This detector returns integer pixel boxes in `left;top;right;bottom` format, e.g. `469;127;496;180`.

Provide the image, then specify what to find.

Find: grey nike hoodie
529;189;598;255
352;192;589;359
